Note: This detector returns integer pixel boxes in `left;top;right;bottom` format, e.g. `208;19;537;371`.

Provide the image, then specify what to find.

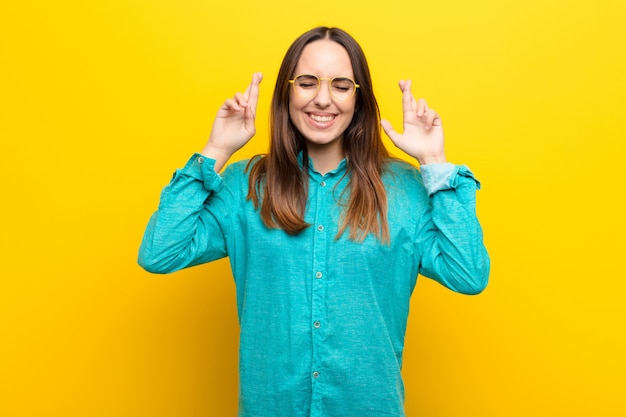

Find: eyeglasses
288;74;360;101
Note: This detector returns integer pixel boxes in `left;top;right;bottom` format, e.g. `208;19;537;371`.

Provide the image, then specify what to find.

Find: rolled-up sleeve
138;154;234;274
415;163;490;294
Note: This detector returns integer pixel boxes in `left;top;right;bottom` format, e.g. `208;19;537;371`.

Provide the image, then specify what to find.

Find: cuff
180;153;224;192
420;163;481;196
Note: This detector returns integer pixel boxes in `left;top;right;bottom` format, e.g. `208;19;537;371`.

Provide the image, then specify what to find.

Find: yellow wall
1;0;625;415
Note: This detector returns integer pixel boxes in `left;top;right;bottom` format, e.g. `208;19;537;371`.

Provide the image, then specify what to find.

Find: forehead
295;39;354;78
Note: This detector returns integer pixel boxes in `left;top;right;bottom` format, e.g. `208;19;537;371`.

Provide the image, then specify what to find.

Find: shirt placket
310;174;331;417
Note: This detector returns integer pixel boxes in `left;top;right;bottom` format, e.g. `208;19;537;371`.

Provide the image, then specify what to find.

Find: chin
303;133;342;146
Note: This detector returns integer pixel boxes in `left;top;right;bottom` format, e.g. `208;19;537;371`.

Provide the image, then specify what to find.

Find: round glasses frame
288;74;360;101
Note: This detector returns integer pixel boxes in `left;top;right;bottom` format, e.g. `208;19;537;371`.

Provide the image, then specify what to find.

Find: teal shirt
139;154;489;417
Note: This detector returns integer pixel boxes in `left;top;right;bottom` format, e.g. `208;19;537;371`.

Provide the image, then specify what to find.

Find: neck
306;141;344;175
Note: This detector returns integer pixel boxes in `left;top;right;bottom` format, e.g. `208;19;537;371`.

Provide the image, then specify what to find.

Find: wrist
417;155;447;165
201;144;234;173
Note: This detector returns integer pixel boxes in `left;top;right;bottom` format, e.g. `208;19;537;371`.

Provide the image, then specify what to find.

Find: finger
222;97;242;111
233;92;249;111
429;110;443;129
404;81;418;112
421;109;433;129
432;111;443;126
401;79;415;115
425;109;438;129
417;98;428;117
246;72;263;117
243;72;262;101
242;73;263;132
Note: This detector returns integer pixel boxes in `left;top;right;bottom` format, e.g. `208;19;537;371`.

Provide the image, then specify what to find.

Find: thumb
381;119;400;143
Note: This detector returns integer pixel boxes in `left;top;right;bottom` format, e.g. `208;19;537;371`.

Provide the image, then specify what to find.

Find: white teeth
309;114;334;123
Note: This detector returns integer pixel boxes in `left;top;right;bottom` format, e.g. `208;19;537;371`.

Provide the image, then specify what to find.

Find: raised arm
138;73;262;273
383;79;489;293
415;165;490;294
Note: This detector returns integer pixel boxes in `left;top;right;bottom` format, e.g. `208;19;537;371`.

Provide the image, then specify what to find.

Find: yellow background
1;0;625;416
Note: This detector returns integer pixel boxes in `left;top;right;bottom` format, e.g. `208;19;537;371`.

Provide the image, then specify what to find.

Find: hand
202;72;263;170
381;79;446;165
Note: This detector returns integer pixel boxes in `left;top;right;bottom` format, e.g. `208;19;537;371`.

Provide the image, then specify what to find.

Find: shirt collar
297;152;348;179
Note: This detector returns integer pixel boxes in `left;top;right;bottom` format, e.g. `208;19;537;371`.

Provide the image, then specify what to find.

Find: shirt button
197;156;204;164
320;181;326;187
313;321;321;328
317;225;324;231
315;272;323;279
313;371;320;379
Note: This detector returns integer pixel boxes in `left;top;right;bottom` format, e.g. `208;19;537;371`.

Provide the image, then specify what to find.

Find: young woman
139;26;489;417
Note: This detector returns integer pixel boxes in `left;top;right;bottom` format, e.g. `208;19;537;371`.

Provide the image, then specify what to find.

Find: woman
139;26;489;417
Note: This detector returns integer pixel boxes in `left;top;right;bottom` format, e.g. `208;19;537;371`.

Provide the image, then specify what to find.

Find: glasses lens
292;75;357;100
293;75;319;98
330;77;356;100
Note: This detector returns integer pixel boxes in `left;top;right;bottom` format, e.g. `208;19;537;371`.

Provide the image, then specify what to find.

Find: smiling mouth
308;113;335;123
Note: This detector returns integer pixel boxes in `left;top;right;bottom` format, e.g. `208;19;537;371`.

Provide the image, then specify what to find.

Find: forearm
138;155;228;273
417;165;490;294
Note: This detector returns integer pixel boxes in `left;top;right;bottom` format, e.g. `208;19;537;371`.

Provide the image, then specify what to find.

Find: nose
313;79;332;107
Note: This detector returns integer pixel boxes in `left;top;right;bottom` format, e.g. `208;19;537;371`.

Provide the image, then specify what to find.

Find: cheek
342;98;356;114
341;102;356;122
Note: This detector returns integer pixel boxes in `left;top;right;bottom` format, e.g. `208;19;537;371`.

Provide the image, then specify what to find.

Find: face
289;39;356;154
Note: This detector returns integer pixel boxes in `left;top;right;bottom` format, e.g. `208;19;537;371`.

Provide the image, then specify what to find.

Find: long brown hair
247;27;390;243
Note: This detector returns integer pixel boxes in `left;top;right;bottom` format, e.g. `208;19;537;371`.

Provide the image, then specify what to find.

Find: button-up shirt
139;154;490;417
